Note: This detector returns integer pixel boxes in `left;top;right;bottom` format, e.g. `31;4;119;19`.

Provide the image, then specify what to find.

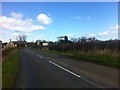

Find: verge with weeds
2;49;20;88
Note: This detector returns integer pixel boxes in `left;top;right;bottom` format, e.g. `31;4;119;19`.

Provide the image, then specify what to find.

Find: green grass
2;49;20;88
47;50;119;69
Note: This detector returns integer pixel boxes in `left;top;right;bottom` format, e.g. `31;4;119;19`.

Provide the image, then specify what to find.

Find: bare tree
16;34;27;41
70;38;78;42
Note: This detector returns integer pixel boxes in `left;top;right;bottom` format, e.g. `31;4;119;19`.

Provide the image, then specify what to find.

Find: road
16;48;118;88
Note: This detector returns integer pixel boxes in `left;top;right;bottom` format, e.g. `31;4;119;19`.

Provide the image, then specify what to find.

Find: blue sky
1;2;118;42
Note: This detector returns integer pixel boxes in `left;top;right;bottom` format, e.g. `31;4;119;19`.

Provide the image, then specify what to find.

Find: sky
0;2;118;42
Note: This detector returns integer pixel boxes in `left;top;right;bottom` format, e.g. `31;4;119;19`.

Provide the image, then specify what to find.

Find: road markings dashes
36;54;44;59
49;60;102;88
26;50;102;88
28;50;44;59
49;60;81;78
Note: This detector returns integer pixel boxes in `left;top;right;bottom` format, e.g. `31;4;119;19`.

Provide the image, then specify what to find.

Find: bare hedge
48;40;119;56
2;48;16;57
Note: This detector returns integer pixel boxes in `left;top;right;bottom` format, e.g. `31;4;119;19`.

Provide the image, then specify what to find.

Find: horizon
1;2;118;43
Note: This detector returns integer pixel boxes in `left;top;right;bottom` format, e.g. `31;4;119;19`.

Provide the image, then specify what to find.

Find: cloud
87;24;118;38
0;12;52;42
97;32;108;36
37;13;52;25
1;12;46;32
115;25;118;29
88;33;97;37
12;32;32;40
67;34;74;40
12;32;19;37
0;30;5;35
25;33;32;36
31;35;46;41
109;25;118;31
11;12;23;19
10;32;34;42
32;35;44;38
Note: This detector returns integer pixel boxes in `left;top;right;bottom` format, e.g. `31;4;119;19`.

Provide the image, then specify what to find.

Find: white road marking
49;60;102;88
27;50;44;59
49;61;81;78
36;55;44;59
26;50;102;88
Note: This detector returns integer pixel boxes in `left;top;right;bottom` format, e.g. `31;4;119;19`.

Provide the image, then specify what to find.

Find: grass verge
47;50;119;69
2;49;20;88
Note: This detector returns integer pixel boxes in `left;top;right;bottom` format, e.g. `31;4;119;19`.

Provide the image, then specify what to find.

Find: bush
2;48;16;57
48;40;119;56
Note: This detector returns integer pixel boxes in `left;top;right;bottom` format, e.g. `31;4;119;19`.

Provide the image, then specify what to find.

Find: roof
12;41;27;45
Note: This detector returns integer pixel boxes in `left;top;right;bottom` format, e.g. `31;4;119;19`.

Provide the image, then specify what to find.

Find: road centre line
28;50;44;59
48;60;81;78
36;54;44;59
48;60;102;88
27;50;102;88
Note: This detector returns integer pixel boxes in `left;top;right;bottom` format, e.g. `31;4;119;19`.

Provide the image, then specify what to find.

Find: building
12;41;27;47
2;39;27;49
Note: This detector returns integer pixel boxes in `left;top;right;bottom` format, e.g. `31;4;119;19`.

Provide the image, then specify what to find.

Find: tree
64;36;68;43
70;38;78;42
57;35;69;43
57;36;64;41
78;36;87;42
16;34;27;41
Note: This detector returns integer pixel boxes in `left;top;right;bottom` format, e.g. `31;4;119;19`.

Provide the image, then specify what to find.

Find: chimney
10;39;11;42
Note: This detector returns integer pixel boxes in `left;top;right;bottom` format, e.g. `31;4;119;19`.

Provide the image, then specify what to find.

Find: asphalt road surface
16;48;118;88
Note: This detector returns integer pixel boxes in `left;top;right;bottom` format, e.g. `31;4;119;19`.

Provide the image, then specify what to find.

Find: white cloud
67;34;74;40
89;33;97;37
0;30;5;35
12;32;19;37
109;25;118;30
31;35;46;41
12;32;32;40
87;24;118;38
115;25;118;29
0;12;52;42
1;13;46;32
37;13;52;25
25;33;32;36
33;35;44;38
97;32;108;36
11;12;23;19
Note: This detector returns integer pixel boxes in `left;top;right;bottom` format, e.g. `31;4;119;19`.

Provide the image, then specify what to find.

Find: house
7;41;16;48
42;42;48;47
12;41;27;47
2;39;27;49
